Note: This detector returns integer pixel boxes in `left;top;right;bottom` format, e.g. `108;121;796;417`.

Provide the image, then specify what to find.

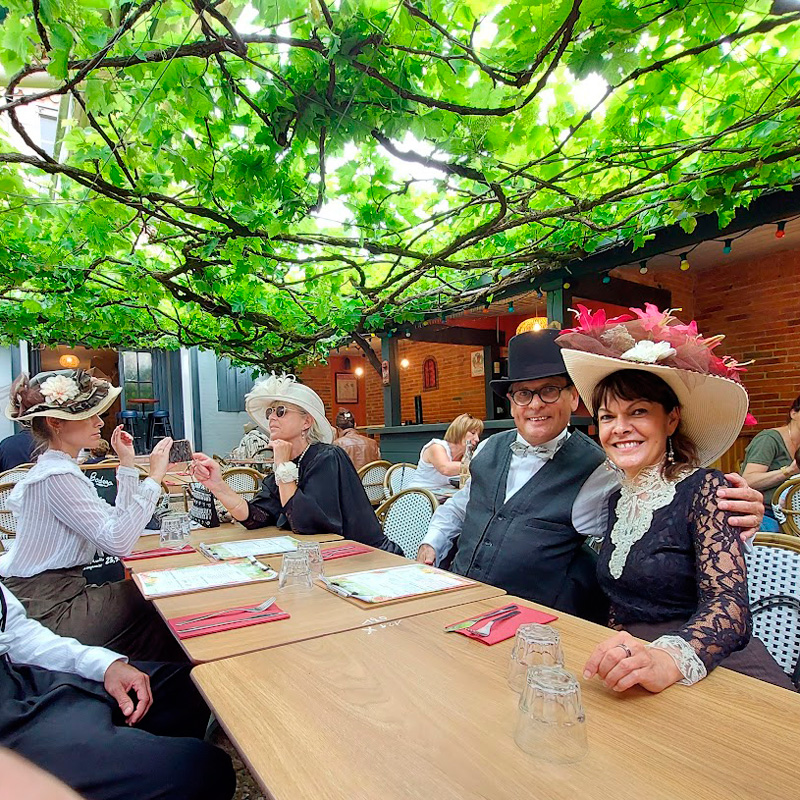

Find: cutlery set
445;604;521;637
174;596;278;633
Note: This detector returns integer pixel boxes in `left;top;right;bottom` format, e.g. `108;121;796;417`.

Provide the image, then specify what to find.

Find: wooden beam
408;325;502;347
569;275;671;308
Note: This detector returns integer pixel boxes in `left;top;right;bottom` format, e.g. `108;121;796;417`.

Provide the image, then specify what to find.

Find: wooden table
138;541;504;663
193;595;800;800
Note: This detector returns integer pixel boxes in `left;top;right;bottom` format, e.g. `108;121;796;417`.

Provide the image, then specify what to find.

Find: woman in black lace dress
557;306;793;692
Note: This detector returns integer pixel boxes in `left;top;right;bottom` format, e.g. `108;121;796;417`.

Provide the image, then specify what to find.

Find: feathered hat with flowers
556;304;754;466
6;369;122;422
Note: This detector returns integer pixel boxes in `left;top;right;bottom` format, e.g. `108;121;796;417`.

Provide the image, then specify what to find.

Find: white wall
196;349;252;456
0;347;15;439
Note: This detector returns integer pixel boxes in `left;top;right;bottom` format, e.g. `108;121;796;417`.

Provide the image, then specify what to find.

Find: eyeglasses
508;385;571;406
265;405;301;418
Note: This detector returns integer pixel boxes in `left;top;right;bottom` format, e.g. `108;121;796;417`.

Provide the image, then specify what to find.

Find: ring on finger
614;643;633;659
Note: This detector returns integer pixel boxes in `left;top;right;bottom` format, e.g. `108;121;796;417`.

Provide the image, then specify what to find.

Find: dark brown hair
788;394;800;424
591;369;698;479
29;417;56;457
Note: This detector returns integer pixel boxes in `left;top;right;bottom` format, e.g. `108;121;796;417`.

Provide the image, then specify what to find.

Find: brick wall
297;363;334;426
365;364;385;425
396;340;486;423
611;265;696;319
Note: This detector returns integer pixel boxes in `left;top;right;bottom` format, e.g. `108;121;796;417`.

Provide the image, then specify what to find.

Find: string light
723;239;733;254
639;260;648;275
679;253;690;271
354;366;364;377
602;275;611;284
776;221;787;239
563;282;571;290
507;303;515;313
536;289;544;299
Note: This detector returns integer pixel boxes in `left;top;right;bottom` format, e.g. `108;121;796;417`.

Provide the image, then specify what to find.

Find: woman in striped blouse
0;369;183;661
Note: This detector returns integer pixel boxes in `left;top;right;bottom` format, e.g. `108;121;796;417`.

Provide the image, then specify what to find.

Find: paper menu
134;559;277;598
198;536;300;560
322;563;474;604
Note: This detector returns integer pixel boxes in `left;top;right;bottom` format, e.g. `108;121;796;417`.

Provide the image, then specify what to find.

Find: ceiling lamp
400;358;410;369
354;366;364;377
59;353;80;368
516;316;549;335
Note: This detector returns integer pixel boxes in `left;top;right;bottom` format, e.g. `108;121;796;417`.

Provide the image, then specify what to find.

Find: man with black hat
417;329;764;620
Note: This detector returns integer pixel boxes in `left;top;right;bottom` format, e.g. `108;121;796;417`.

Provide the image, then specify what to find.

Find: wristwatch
780;464;795;477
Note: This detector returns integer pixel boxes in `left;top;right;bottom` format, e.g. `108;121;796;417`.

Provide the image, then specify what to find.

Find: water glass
278;550;314;593
508;624;565;693
297;542;324;581
159;512;191;549
514;666;587;764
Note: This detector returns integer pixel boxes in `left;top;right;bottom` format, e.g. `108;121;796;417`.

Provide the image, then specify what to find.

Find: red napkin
452;605;558;646
168;603;290;639
123;545;195;561
321;544;372;561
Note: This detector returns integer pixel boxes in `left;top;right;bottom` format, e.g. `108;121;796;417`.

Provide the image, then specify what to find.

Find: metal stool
146;410;174;449
116;410;146;454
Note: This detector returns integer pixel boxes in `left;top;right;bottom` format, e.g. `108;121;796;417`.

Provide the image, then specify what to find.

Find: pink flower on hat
562;304;633;335
40;375;79;405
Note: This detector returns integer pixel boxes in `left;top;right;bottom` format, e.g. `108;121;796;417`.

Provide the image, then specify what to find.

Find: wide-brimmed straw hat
6;369;122;422
556;305;750;467
245;373;334;444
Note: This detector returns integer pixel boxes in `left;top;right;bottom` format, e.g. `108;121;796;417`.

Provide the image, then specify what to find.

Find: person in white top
0;369;182;661
409;413;484;492
0;583;235;800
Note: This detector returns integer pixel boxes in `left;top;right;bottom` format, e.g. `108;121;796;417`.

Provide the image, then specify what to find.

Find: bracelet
781;465;794;477
274;461;300;485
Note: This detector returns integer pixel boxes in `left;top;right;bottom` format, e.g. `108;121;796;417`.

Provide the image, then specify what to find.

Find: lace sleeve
662;471;752;677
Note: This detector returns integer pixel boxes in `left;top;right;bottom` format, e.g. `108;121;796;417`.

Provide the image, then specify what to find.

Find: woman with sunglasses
191;374;403;553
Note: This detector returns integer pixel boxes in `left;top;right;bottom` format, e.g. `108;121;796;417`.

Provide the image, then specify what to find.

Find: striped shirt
0;450;161;579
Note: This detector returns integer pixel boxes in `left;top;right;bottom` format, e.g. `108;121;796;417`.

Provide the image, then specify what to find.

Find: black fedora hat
490;329;569;397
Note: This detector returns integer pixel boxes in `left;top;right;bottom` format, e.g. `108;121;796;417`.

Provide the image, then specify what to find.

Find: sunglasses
265;405;302;418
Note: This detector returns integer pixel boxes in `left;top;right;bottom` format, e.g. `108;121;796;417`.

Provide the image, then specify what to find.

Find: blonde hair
444;413;484;445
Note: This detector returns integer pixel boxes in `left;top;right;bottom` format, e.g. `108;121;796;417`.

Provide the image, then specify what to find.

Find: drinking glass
159;512;191;549
514;666;587;764
297;542;324;581
508;623;565;693
278;550;314;593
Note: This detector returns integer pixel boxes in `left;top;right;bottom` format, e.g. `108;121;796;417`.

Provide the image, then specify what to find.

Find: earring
667;436;675;463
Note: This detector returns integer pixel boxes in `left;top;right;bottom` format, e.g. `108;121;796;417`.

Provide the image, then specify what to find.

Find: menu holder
133;558;277;599
320;563;476;607
198;536;300;561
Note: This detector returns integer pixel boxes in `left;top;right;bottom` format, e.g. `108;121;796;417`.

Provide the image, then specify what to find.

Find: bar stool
146;410;174;449
116;410;146;454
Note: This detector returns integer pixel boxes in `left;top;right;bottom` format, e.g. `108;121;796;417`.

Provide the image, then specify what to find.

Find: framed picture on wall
335;372;359;404
470;350;484;377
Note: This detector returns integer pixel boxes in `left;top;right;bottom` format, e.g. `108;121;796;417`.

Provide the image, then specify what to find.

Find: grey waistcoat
451;429;606;614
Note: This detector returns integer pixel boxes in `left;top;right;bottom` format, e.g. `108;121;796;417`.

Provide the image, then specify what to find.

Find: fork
176;596;276;625
468;609;521;637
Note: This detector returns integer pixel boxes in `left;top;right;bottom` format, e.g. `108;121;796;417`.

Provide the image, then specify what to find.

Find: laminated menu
134;558;277;598
198;536;300;561
321;563;475;604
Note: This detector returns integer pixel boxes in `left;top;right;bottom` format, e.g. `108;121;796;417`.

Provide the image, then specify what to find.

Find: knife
176;611;285;633
444;603;519;632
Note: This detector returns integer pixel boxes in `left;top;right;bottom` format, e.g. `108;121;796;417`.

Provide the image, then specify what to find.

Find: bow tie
510;441;556;460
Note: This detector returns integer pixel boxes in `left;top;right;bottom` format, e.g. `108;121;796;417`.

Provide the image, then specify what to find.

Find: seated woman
1;369;183;661
409;413;484;492
557;307;793;692
192;374;403;553
741;394;799;531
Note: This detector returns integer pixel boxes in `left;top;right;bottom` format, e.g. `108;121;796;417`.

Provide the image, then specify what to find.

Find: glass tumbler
159;512;191;549
278;550;314;593
514;666;587;764
297;542;324;581
508;624;565;693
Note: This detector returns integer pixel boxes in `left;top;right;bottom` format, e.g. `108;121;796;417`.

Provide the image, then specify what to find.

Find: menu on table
134;559;277;598
321;563;475;604
198;536;299;561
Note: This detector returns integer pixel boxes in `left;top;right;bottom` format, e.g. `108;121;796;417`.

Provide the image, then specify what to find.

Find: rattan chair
357;460;391;506
221;467;263;501
773;480;800;537
375;488;438;558
745;534;800;686
0;481;18;548
0;467;31;485
383;462;418;499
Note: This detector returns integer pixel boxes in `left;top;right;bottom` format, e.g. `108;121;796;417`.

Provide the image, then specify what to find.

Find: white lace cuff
274;462;299;485
647;635;708;686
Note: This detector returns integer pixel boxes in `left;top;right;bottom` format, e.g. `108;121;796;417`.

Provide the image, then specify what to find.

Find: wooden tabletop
143;542;504;663
193;595;800;800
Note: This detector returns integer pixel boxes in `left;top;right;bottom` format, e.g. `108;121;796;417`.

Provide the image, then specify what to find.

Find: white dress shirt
0;584;123;680
422;430;620;564
0;450;161;578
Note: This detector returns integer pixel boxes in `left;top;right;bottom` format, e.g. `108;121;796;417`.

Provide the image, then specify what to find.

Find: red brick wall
610;265;696;319
396;340;486;423
365;364;385;426
297;363;334;425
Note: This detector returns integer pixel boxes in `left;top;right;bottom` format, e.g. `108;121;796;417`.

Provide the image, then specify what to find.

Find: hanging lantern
59;353;80;368
516;316;549;335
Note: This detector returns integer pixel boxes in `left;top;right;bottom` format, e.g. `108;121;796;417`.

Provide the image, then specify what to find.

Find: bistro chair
0;482;18;548
383;462;418;499
221;467;263;501
357;460;391;506
0;466;31;485
745;534;800;687
773;479;800;537
375;488;438;558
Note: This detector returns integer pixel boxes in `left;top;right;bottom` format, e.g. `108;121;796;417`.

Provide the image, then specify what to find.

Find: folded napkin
321;544;372;561
452;605;558;646
123;545;196;561
168;603;290;639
